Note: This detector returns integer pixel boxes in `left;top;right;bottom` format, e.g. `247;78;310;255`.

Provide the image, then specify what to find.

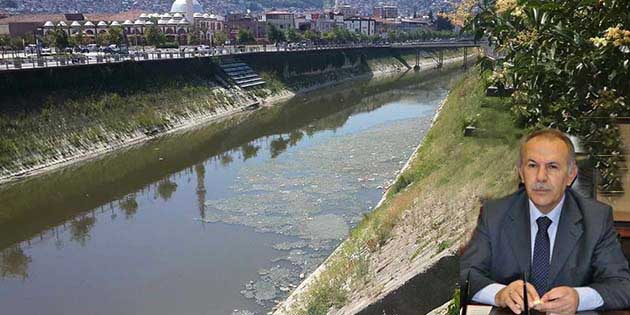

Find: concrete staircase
218;59;265;89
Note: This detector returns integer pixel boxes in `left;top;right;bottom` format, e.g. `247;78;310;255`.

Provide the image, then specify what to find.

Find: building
0;0;224;45
343;17;375;36
264;10;294;31
170;0;203;15
0;11;142;37
398;18;431;33
225;12;265;43
314;11;344;34
336;4;358;18
373;3;398;19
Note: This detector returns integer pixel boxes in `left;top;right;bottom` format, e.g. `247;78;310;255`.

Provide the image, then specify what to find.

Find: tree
267;23;285;43
188;29;201;45
0;34;9;58
303;30;320;42
286;27;303;43
387;30;398;42
213;30;227;46
435;13;454;31
69;30;85;47
144;25;165;47
95;34;107;46
45;27;69;49
470;0;630;190
322;31;335;43
332;26;356;43
21;33;35;46
445;0;478;28
9;37;23;50
107;26;125;45
237;28;256;44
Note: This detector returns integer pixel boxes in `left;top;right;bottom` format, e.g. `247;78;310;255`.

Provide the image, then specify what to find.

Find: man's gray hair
518;128;577;174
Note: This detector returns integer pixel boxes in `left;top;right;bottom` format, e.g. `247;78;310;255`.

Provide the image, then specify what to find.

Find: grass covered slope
275;68;526;315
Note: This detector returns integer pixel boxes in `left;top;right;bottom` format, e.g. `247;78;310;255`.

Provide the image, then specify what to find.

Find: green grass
290;67;524;315
0;82;260;174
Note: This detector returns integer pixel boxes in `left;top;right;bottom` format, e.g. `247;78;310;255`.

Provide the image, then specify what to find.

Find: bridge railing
0;40;479;71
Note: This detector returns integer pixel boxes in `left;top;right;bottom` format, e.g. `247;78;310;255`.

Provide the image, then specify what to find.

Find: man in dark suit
460;129;630;314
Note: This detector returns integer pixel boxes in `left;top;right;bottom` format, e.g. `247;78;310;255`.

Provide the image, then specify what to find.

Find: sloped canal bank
0;65;466;315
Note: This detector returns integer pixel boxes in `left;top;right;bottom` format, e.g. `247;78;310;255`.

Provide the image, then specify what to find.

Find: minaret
186;0;194;25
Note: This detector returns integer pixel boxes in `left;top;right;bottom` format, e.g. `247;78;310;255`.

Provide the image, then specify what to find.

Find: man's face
518;136;577;213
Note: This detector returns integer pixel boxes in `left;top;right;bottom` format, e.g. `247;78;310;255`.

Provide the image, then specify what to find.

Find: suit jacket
460;187;630;310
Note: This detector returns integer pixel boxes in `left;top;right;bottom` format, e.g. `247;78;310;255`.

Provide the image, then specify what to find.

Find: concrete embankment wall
0;58;217;108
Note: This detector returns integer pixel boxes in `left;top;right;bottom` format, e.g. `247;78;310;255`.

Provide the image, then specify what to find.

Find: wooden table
478;306;630;315
615;211;630;238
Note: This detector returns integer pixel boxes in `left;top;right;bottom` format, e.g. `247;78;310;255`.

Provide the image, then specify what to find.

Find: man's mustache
531;182;551;190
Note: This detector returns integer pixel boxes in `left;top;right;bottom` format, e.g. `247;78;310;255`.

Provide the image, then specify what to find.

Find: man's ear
518;165;524;183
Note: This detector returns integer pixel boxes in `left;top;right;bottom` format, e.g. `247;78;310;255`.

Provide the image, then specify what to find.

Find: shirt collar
528;193;565;226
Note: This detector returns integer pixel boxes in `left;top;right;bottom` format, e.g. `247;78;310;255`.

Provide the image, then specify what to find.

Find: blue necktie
531;216;552;296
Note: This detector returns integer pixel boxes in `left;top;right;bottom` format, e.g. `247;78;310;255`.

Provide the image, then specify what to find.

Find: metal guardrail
0;40;479;72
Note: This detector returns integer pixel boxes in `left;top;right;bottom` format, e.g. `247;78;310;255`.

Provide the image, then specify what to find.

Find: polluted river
0;66;465;315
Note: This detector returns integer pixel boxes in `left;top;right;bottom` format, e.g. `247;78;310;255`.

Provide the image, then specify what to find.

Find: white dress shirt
471;195;604;311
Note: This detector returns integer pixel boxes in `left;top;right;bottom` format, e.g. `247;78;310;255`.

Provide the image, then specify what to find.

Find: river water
0;66;464;315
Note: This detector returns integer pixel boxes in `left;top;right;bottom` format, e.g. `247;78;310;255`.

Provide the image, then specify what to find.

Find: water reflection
119;196;138;220
69;215;96;246
195;163;206;219
157;178;178;201
0;245;31;280
241;143;260;161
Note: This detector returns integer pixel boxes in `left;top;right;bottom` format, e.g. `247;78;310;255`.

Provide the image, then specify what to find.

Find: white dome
110;21;120;26
71;21;82;27
134;19;144;25
84;21;95;27
173;12;183;18
170;0;203;13
158;19;168;25
162;13;172;18
97;21;108;26
178;18;189;24
123;20;133;25
140;13;148;18
58;21;67;27
167;18;178;24
43;21;54;27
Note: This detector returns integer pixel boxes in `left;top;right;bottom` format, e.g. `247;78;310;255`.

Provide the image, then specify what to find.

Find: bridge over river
0;40;479;72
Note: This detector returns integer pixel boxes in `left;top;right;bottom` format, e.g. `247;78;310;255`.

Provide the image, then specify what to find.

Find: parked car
40;48;52;56
87;44;99;52
74;46;89;53
24;44;37;54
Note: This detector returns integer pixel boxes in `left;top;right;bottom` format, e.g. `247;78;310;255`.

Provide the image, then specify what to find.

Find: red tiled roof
0;10;146;24
85;10;146;22
266;11;292;15
0;13;66;23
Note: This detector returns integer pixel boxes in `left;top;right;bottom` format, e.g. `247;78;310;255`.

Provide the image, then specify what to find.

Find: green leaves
470;0;630;189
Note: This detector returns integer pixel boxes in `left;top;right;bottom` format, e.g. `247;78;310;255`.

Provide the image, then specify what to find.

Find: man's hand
533;286;579;314
495;280;540;314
